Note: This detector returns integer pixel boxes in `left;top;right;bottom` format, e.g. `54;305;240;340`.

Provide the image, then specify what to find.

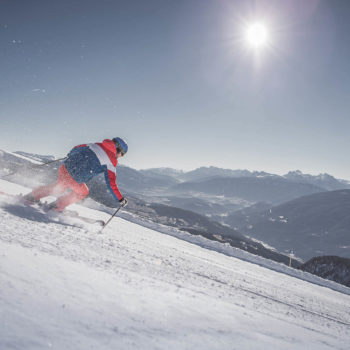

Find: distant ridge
228;190;350;260
298;256;350;287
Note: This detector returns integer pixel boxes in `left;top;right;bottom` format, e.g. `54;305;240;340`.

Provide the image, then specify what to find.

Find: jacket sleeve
103;168;123;202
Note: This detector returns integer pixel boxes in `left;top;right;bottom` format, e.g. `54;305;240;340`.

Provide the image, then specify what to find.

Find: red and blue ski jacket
64;139;123;202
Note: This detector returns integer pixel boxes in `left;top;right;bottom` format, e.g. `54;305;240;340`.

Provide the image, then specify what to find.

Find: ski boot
22;192;40;204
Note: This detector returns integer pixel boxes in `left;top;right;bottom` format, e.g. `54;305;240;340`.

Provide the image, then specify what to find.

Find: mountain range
1;149;350;264
226;190;350;260
143;166;350;191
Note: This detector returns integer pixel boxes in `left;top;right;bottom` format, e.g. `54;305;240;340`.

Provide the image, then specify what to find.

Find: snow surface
0;179;350;350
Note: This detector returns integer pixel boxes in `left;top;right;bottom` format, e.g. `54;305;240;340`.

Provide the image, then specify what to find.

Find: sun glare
245;22;268;49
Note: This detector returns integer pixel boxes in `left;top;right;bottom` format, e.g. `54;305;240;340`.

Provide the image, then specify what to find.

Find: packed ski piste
1;137;350;350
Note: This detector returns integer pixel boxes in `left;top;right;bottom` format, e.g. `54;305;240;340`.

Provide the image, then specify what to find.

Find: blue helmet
113;137;128;156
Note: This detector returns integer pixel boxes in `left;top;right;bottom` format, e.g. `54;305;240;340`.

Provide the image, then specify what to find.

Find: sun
245;22;269;49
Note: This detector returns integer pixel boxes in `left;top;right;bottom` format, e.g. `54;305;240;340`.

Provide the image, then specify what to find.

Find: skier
24;137;128;212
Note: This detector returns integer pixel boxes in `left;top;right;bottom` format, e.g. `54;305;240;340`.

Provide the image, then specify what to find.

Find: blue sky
1;0;350;178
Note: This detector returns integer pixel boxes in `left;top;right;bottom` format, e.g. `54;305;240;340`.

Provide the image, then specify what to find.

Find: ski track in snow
0;180;350;349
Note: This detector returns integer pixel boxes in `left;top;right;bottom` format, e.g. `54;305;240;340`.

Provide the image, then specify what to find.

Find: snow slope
0;180;350;350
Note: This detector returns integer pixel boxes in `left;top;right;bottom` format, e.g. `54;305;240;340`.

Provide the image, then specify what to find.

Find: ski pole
101;205;122;231
0;157;67;178
35;157;68;167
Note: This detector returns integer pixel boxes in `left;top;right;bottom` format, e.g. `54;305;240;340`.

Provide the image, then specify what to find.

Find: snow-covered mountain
2;149;350;263
0;150;299;265
227;190;350;260
143;166;350;192
170;176;325;204
1;179;350;349
177;166;274;182
0;149;62;189
2;149;350;212
284;170;350;191
139;167;185;180
14;151;55;163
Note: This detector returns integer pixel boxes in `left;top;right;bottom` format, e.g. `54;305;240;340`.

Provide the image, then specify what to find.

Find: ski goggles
117;147;126;156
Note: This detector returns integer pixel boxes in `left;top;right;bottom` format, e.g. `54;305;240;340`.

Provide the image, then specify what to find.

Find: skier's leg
54;168;89;211
55;184;89;211
54;186;88;211
31;165;68;200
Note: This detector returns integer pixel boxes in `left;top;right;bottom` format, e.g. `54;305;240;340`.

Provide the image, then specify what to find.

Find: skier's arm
103;168;123;202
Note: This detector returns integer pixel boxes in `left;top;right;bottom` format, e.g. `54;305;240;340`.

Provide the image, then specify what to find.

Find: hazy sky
1;0;350;178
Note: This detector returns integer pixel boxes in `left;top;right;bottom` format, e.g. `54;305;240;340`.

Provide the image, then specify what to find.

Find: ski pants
32;164;89;211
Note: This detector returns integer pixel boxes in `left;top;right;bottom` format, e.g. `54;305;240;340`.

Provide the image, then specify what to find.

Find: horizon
1;1;350;179
120;164;350;181
3;147;350;181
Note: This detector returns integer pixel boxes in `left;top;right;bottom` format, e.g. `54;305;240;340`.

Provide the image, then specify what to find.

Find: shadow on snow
1;203;76;228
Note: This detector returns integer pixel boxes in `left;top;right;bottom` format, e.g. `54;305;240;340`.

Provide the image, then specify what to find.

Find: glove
119;197;128;207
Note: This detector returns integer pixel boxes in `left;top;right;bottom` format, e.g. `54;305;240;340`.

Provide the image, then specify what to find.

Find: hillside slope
171;176;325;204
299;256;350;287
0;181;350;349
228;190;350;260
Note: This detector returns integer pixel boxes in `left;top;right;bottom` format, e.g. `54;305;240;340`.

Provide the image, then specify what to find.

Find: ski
57;209;105;226
0;191;105;227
